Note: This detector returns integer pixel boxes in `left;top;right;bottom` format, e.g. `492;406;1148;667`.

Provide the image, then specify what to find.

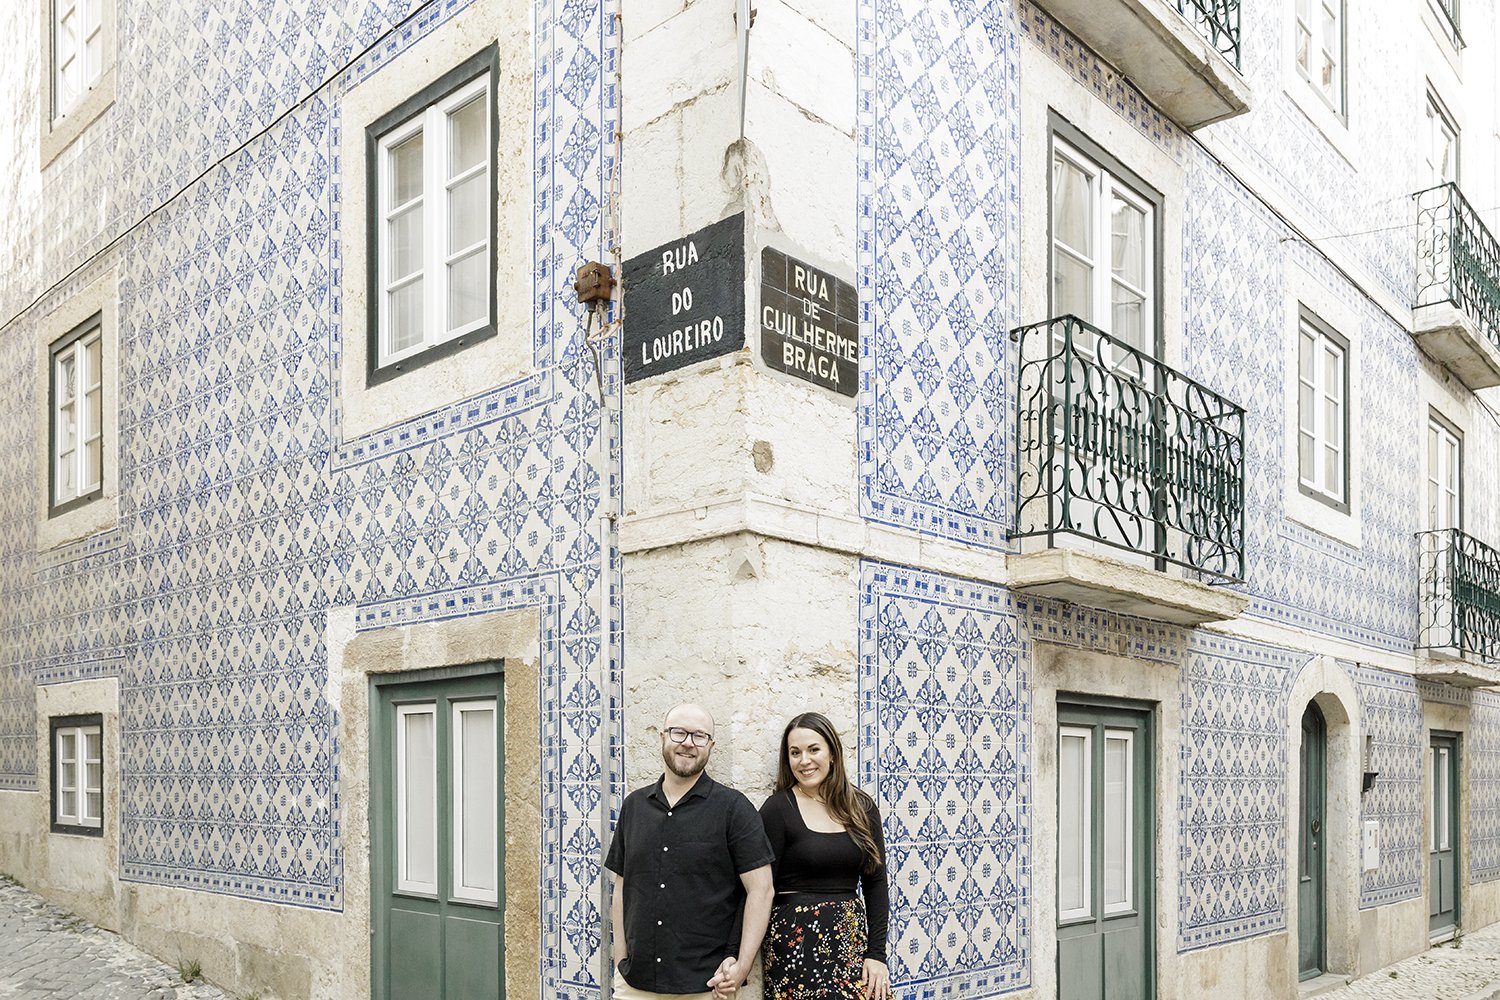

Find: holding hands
860;958;892;999
707;955;746;998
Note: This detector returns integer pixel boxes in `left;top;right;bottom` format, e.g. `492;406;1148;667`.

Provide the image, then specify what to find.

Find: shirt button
667;811;673;816
657;920;663;926
663;847;669;852
656;958;662;963
659;883;665;889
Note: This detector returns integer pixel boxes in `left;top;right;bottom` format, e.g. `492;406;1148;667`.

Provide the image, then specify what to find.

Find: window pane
1111;284;1145;352
1323;345;1341;400
390;133;424;206
1324;443;1340;496
1053;252;1093;322
85;0;101;29
1298;383;1314;435
59;353;77;402
448;172;487;253
1103;734;1131;912
85;337;101;388
448;251;487;329
1299;431;1314;482
86;33;103;83
86;387;102;438
1059;729;1090;918
388;205;423;282
59;401;77;452
60;731;76;765
457;705;497;897
1110;199;1146;289
59;788;77;819
86;792;103;822
389;280;424;355
400;708;437;889
1052;155;1093;253
85;761;102;794
84;438;102;490
1299;329;1315;383
449;97;487;177
1295;27;1310;71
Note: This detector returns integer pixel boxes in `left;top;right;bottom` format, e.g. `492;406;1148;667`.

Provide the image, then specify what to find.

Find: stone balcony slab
1007;547;1248;625
1035;0;1251;128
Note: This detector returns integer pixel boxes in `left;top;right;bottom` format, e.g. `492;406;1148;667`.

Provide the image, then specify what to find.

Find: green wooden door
1430;733;1460;939
1298;704;1325;981
371;670;504;1000
1056;702;1153;1000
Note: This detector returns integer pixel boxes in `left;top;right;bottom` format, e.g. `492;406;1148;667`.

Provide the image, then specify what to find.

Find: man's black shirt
604;773;774;994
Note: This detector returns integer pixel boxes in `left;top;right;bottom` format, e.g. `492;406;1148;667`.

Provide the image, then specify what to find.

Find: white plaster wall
621;535;859;804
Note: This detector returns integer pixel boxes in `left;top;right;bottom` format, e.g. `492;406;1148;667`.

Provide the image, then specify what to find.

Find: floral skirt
763;896;868;1000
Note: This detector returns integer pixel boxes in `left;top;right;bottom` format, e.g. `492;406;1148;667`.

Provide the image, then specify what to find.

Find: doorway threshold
1430;927;1457;946
1298;973;1349;998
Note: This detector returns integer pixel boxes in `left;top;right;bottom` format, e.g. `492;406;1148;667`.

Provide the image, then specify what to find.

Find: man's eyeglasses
666;727;713;747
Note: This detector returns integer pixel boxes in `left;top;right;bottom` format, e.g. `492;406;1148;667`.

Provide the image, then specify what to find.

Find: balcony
1009;316;1249;625
1036;0;1251;129
1414;183;1500;389
1416;528;1500;687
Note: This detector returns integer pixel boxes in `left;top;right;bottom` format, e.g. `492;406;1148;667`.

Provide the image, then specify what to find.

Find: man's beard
663;745;708;778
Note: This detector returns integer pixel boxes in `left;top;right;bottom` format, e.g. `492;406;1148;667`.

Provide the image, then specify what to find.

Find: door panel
1298;704;1325;981
1430;734;1459;937
1057;703;1153;1000
373;672;505;1000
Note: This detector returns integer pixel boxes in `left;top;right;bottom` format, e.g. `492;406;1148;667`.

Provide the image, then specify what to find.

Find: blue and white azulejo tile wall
858;561;1032;998
0;0;622;995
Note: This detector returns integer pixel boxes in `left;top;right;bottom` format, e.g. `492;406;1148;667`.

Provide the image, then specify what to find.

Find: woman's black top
759;787;889;962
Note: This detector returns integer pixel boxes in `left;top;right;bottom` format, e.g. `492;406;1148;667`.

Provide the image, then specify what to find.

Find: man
605;703;775;1000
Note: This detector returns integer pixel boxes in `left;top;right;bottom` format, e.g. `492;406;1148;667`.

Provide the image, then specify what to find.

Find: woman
760;712;891;1000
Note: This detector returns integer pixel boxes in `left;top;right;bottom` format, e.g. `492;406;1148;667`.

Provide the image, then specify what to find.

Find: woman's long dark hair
775;712;882;874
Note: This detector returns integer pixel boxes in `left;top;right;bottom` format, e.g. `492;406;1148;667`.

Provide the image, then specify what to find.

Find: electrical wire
1188;133;1500;430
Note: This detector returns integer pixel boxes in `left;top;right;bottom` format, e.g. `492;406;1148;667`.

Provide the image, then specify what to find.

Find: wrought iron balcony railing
1012;316;1245;584
1177;0;1242;69
1430;0;1463;49
1417;528;1500;662
1415;182;1500;351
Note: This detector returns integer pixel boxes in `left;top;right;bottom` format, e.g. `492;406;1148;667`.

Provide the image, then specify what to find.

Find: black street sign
759;247;857;397
622;213;745;383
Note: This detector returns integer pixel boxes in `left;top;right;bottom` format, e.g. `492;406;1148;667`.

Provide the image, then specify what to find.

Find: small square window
50;715;103;835
1296;309;1350;511
367;52;496;383
51;0;104;120
49;315;106;514
1294;0;1345;114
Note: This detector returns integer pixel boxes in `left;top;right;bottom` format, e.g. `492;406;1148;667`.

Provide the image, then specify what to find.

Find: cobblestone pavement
1311;923;1500;1000
0;875;231;1000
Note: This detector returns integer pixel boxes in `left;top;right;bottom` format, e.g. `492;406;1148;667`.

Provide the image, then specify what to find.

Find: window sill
49;824;105;838
1282;79;1356;172
1285;488;1361;549
36;495;119;553
40;68;116;169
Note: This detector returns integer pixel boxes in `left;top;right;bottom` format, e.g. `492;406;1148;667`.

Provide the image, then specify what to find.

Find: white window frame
1050;138;1157;362
52;0;104;120
1424;90;1459;189
1297;312;1349;509
1101;728;1135;916
51;318;104;510
374;73;492;369
1058;725;1093;924
396;703;439;896
452;699;499;905
54;721;102;830
1295;0;1345;114
1428;414;1461;532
